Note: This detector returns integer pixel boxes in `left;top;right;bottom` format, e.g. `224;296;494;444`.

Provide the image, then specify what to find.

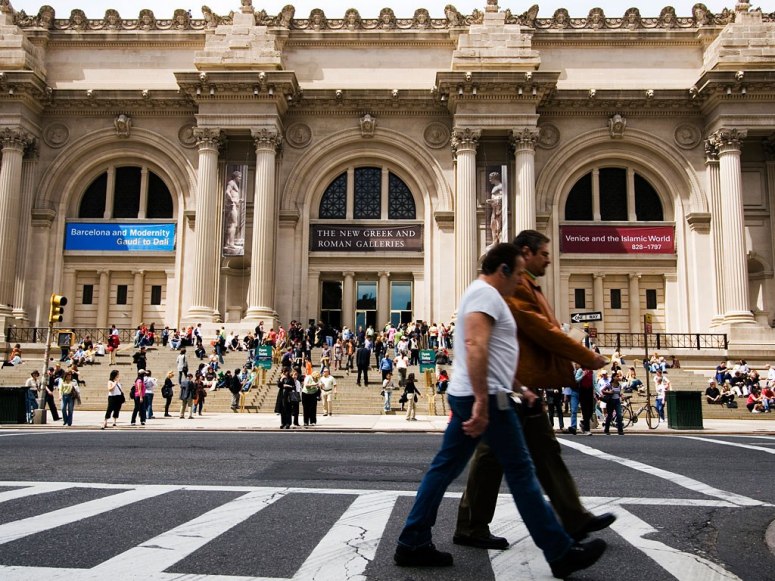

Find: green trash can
0;387;27;424
666;390;703;430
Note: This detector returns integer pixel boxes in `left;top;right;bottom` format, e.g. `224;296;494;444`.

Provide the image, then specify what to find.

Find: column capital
378;271;390;278
132;269;145;277
0;128;33;152
708;128;747;154
704;138;720;164
451;127;480;154
510;127;540;152
343;270;356;278
628;273;641;281
252;127;282;152
593;273;606;280
193;127;223;151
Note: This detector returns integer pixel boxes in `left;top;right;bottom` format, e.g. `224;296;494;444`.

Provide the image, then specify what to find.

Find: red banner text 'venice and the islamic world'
559;226;675;254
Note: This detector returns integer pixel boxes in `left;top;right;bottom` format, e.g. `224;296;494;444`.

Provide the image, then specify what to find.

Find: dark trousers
290;400;300;425
579;388;594;432
547;399;564;429
164;395;173;415
131;396;146;424
456;403;592;539
44;392;60;421
357;367;369;385
279;399;292;427
104;395;123;420
302;392;318;425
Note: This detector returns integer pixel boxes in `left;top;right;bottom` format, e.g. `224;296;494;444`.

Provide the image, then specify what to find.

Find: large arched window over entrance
565;167;663;221
78;165;174;219
317;165;416;220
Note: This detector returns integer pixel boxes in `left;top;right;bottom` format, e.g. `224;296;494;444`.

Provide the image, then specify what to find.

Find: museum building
1;1;775;349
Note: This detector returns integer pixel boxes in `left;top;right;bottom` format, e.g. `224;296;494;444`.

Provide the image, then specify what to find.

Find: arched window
317;166;417;220
564;167;663;222
78;165;174;219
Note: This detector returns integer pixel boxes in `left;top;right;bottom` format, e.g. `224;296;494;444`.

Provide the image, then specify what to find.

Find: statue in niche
223;169;245;255
277;4;294;28
69;9;87;30
344;8;361;30
486;172;504;244
413;8;430;28
587;7;605;29
138;9;156;30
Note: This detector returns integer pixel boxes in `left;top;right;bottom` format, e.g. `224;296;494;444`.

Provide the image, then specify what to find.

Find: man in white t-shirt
395;244;605;578
318;367;337;416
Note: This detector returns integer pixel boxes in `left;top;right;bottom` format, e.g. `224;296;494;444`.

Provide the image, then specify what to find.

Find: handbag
290;391;301;403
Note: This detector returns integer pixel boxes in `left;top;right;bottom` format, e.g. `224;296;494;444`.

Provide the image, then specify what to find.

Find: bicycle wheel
645;405;660;429
620;406;633;429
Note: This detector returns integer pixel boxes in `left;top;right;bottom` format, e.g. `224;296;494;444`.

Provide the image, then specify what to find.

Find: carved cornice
539;88;704;114
175;71;301;108
252;128;282;152
192;127;222;150
451;128;480;154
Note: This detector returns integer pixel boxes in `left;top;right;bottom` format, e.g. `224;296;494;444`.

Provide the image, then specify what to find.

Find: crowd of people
707;359;775;413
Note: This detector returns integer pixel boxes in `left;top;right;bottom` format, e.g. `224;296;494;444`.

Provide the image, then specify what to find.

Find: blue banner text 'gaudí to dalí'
64;223;176;252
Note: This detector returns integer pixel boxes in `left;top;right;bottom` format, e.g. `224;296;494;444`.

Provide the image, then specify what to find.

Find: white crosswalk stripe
0;480;757;581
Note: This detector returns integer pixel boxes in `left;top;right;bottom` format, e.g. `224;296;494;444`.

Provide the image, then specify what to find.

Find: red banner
560;226;675;254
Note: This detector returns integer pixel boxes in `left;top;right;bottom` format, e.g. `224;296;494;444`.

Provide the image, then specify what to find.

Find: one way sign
571;311;603;323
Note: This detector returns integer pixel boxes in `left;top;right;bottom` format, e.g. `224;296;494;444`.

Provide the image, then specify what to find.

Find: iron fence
594;332;728;351
6;327;137;345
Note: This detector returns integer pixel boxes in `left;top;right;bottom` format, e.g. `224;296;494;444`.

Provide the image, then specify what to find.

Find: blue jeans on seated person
397;394;572;564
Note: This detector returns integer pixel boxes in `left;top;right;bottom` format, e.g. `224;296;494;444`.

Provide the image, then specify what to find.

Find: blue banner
65;223;176;252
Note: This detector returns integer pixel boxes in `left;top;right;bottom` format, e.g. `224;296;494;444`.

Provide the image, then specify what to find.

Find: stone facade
1;2;775;351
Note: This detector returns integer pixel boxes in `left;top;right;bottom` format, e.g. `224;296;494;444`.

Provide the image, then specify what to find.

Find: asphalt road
0;431;773;580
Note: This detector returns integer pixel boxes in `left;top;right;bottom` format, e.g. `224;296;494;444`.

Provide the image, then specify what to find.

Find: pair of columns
340;271;392;329
705;129;755;326
187;127;281;323
452;127;538;301
0;128;35;331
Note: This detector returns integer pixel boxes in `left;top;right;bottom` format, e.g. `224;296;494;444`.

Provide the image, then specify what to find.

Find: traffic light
49;294;67;324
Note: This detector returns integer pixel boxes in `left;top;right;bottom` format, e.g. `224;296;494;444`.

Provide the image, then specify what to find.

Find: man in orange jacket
454;230;614;549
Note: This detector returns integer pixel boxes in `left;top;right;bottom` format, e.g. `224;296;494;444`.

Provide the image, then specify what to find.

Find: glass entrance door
390;281;413;327
355;281;377;331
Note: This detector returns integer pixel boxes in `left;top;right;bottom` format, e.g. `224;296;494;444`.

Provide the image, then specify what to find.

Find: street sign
644;313;653;334
255;345;273;370
419;349;436;372
570;311;603;324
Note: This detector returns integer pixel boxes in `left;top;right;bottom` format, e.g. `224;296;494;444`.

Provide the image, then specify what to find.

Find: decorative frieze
536;123;560;149
113;114;131;138
285;123;312;148
608;114;627;139
43;122;69;149
359;114;376;138
423;122;450;149
674;124;701;150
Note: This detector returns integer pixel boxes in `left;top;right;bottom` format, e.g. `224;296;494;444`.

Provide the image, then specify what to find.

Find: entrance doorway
320;281;342;329
355;281;377;330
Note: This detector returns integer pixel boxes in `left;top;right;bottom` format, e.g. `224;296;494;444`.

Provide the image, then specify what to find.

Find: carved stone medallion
674;123;701;150
43;123;69;149
285;123;312;148
178;123;197;148
537;123;560;149
423;122;450;149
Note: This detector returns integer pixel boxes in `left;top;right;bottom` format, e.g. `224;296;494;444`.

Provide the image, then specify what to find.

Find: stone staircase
0;346;450;417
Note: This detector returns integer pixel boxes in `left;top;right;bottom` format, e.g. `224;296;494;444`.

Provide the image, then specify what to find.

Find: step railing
6;327;152;345
594;333;728;351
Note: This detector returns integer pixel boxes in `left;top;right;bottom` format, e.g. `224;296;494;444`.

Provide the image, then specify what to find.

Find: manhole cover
317;465;423;477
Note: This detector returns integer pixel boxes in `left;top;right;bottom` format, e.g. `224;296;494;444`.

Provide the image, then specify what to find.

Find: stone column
511;128;539;235
307;271;320;325
628;273;641;331
711;129;755;325
104;166;116;218
186;128;222;322
593;274;605;332
342;271;355;329
378;271;390;327
62;270;77;327
0;128;31;324
138;166;149;219
245;128;282;322
12;141;38;322
705;139;725;324
591;168;601;221
626;168;637;221
132;270;145;328
97;270;110;329
452;128;480;303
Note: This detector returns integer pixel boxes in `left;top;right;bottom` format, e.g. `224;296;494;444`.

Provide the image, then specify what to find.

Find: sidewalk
4;410;774;435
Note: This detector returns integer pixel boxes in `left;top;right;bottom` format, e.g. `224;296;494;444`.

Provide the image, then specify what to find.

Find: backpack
580;369;594;389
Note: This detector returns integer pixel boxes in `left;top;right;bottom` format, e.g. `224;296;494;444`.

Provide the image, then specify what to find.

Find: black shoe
563;427;577;435
453;533;508;550
550;539;606;579
571;513;617;541
394;543;453;567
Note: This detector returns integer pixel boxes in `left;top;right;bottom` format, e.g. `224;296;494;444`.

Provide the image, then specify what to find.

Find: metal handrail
6;327;147;344
593;332;728;351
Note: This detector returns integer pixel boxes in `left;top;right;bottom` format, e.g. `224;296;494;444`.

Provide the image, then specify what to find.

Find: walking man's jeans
569;389;580;430
397;394;572;564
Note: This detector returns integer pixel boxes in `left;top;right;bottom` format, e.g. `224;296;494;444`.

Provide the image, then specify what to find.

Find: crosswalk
0;476;767;581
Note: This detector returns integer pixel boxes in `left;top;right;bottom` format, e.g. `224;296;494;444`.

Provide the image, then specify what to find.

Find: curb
767;519;775;558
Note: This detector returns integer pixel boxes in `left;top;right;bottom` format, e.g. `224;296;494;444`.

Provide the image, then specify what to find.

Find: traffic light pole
33;323;53;424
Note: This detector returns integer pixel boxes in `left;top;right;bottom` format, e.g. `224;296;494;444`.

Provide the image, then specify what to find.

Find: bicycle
621;395;660;429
